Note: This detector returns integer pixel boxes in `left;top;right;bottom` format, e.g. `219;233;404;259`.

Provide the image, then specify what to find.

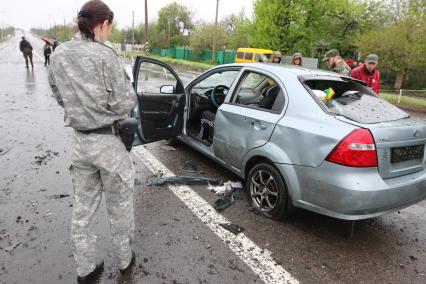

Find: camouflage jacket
48;37;135;130
333;60;352;77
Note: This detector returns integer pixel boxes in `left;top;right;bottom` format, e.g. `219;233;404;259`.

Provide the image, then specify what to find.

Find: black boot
77;261;104;283
119;251;136;274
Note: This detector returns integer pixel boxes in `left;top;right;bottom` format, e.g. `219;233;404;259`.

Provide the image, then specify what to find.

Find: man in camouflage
323;49;352;76
48;1;136;281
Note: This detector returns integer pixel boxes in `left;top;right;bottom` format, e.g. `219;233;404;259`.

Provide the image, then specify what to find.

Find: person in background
323;49;352;76
270;51;282;63
52;37;60;51
352;54;381;94
43;43;52;66
291;52;302;66
19;36;33;68
48;1;136;282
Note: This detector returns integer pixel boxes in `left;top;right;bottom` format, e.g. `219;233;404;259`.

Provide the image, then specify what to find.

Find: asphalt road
1;33;426;284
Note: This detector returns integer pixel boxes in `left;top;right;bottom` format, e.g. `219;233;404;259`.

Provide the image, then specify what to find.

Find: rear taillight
326;129;378;167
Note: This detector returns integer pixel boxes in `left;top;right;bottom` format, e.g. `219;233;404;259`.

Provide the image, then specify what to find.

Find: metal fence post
397;89;402;104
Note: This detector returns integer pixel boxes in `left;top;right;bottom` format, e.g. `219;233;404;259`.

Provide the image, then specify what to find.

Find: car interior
186;70;285;145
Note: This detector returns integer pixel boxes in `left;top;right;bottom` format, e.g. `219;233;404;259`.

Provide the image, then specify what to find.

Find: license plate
391;145;425;163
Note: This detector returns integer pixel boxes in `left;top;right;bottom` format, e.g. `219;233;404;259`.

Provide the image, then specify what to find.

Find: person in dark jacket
352;54;381;94
43;43;52;66
52;37;60;51
19;36;33;68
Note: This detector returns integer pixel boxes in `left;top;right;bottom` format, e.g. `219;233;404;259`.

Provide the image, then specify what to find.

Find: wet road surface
1;33;426;284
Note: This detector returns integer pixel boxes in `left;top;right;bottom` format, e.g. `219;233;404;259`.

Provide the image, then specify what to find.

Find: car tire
246;163;289;220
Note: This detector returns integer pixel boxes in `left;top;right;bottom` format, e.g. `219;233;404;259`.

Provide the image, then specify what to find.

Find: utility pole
212;0;219;62
132;10;135;51
144;0;148;43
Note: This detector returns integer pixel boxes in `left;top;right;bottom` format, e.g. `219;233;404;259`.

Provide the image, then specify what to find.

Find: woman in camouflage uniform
48;1;136;282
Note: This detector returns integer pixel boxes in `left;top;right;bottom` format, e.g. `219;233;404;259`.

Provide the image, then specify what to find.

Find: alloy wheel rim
250;169;279;212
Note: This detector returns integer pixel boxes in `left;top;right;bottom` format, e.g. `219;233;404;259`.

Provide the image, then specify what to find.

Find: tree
156;1;192;47
357;3;426;88
252;0;374;57
190;23;228;55
109;23;124;43
222;10;253;50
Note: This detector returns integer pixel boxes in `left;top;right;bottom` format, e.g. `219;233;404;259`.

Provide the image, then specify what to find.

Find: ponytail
77;0;114;41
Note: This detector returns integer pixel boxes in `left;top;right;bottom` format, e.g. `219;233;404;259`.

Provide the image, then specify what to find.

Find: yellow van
235;48;273;63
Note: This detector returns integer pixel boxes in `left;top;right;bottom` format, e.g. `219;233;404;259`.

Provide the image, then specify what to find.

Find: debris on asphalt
183;160;197;173
33;150;59;165
409;255;418;261
50;194;70;199
210;181;243;211
219;223;245;235
208;181;243;195
0;148;11;155
213;191;238;211
147;176;223;186
160;145;176;151
3;241;23;252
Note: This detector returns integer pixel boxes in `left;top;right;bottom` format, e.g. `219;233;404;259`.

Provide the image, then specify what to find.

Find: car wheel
247;163;289;220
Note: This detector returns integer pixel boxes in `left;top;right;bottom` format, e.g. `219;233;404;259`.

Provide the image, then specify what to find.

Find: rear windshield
302;78;409;124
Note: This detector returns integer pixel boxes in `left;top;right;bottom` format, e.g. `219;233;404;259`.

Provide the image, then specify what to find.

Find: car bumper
275;161;426;220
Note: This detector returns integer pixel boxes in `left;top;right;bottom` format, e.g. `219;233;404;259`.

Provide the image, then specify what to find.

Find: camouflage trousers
70;130;135;277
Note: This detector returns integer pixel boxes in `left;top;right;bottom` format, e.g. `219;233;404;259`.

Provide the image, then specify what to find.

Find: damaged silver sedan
131;57;426;220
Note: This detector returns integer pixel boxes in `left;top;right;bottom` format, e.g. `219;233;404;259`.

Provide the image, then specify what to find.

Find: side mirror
160;85;175;94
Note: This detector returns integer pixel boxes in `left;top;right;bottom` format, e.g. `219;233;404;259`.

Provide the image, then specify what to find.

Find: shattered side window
303;79;409;124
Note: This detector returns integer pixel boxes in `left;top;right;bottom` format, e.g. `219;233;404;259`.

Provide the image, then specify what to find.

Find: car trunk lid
338;116;426;179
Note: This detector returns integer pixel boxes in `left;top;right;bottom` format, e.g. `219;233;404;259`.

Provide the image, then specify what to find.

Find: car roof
215;63;344;79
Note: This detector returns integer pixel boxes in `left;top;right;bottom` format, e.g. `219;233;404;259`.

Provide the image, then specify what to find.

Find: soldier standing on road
323;49;352;76
19;36;33;68
48;1;136;283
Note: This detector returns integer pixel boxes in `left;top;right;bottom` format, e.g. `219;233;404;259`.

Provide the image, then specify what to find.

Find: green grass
382;93;426;109
123;51;215;72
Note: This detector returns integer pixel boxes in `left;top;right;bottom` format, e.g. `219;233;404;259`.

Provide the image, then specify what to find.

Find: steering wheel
210;85;230;108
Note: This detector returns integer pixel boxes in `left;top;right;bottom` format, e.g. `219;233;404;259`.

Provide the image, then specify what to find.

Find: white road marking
133;146;299;284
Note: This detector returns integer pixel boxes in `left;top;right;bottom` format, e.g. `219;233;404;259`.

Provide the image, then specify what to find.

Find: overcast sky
0;0;254;30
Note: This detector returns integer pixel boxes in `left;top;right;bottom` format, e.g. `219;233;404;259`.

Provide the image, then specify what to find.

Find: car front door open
131;56;185;144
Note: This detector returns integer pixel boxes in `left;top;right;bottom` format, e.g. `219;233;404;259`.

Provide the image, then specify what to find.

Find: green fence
152;47;236;64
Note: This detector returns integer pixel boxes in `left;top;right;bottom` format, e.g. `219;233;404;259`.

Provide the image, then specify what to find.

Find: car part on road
247;163;289;220
147;176;223;186
183;160;197;173
214;191;237;211
208;181;243;195
3;241;23;252
50;194;70;199
0;148;11;155
219;223;245;235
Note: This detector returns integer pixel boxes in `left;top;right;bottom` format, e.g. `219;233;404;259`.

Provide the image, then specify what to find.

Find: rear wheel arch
244;155;275;179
